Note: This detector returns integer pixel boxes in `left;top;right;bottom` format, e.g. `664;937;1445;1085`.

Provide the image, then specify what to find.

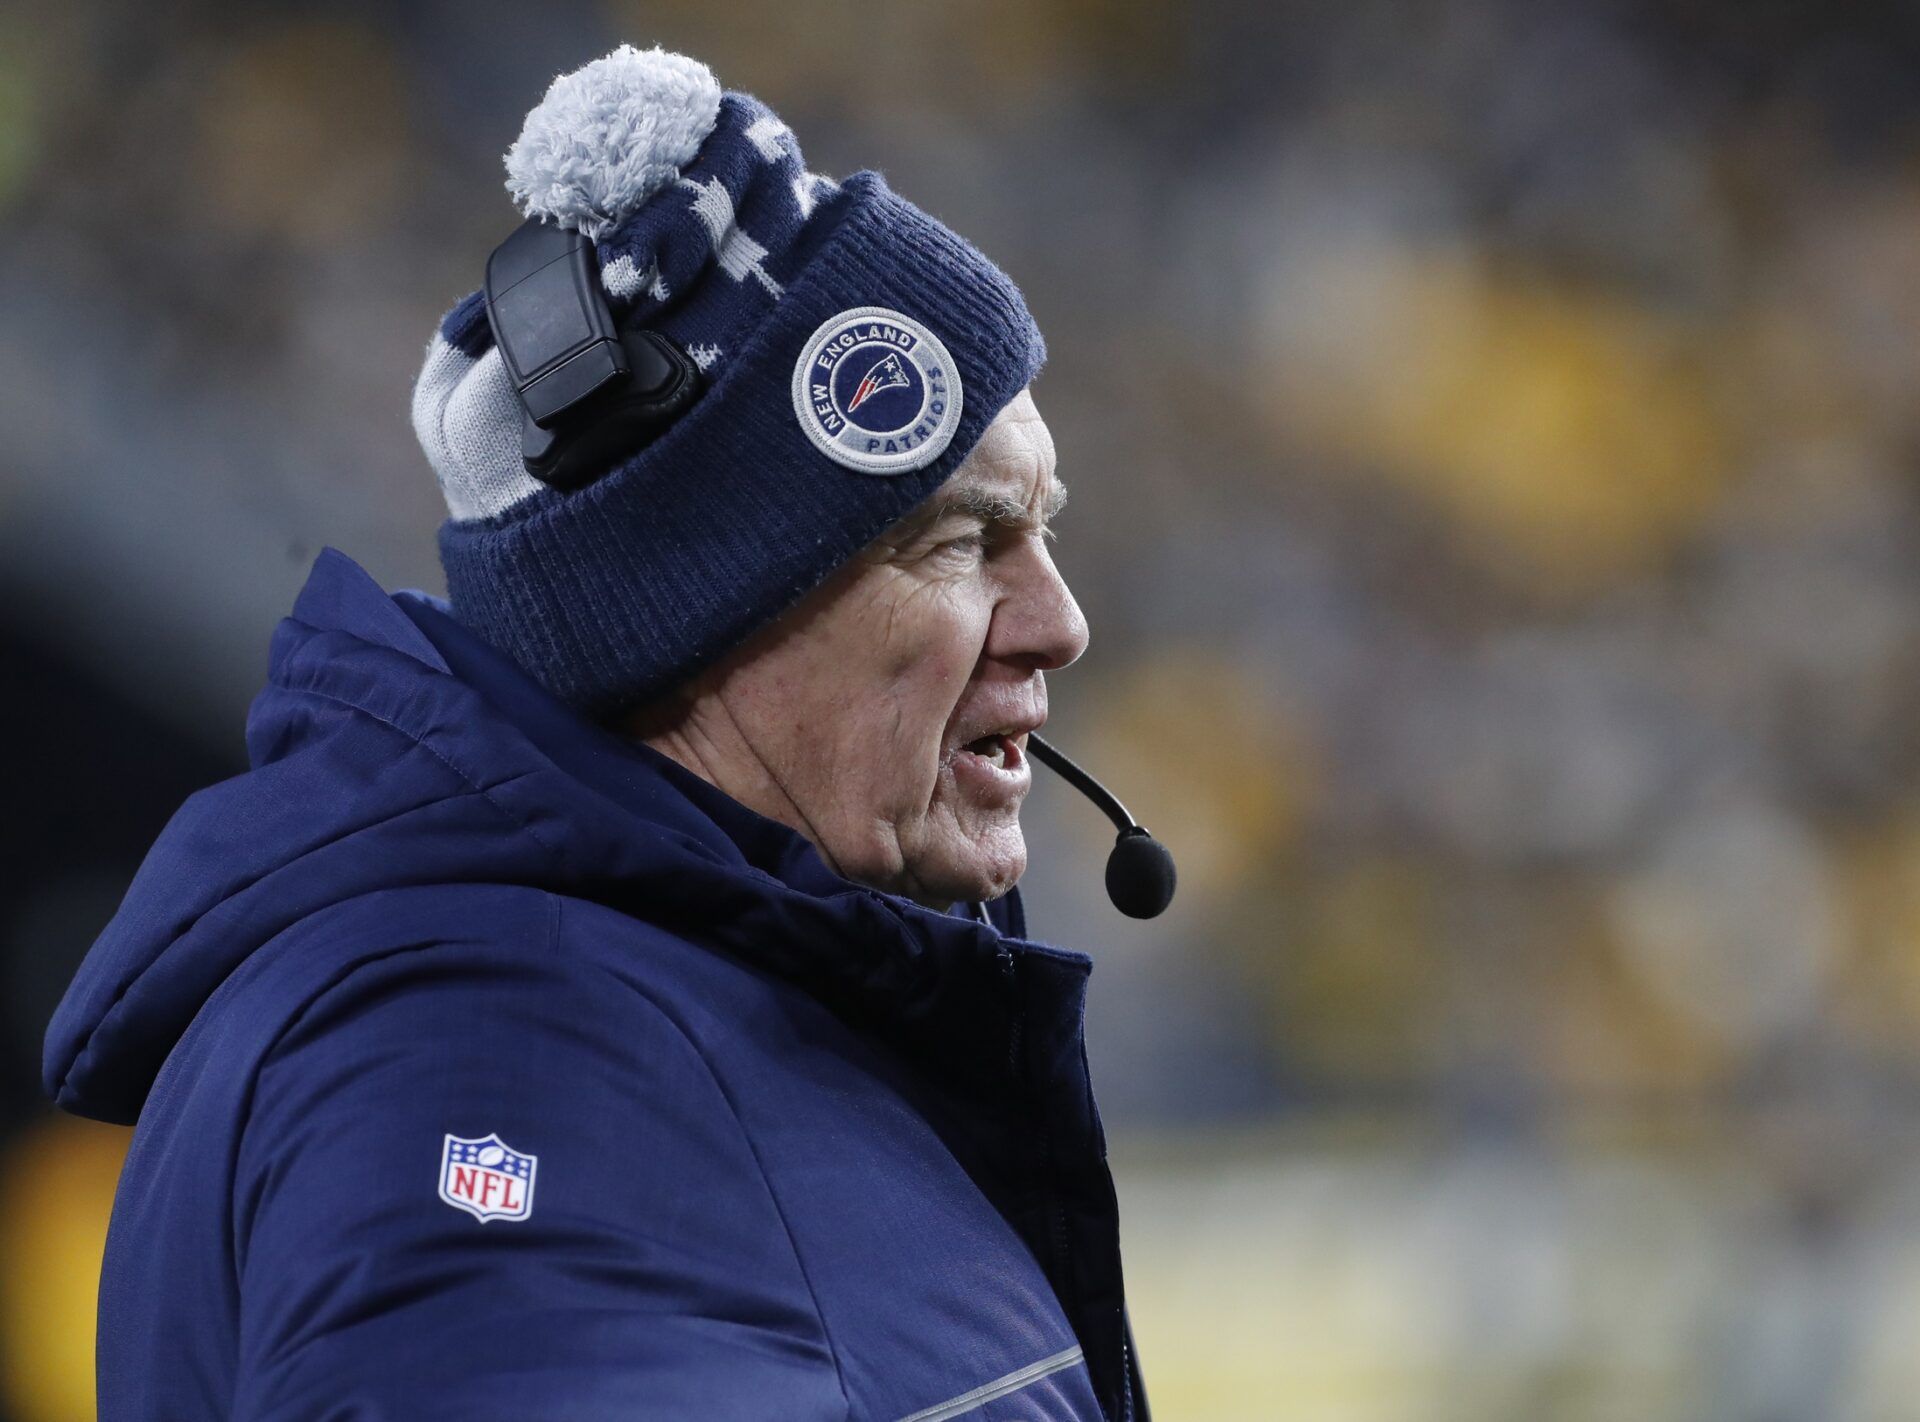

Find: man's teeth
966;734;1007;768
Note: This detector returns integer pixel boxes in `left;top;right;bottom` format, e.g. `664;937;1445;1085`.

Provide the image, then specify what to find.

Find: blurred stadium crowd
5;1;1920;1418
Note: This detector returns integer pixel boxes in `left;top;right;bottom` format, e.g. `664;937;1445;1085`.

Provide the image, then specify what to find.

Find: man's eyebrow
933;476;1069;532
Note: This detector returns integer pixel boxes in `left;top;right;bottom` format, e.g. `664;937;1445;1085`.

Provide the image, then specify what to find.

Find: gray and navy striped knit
411;47;1044;719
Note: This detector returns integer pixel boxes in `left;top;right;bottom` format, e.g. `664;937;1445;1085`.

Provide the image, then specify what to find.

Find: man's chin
911;828;1028;909
844;807;1027;909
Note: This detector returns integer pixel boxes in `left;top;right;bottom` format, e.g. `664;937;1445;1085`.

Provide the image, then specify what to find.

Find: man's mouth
958;732;1024;773
944;704;1044;801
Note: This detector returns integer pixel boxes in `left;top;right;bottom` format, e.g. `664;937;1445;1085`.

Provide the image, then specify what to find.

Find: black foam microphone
1027;733;1177;919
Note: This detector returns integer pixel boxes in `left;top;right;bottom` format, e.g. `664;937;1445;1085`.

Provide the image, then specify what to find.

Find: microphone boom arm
1026;732;1137;834
1026;732;1177;919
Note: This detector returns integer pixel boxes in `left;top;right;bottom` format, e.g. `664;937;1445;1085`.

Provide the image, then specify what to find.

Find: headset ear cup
485;215;704;493
485;218;628;424
522;329;703;491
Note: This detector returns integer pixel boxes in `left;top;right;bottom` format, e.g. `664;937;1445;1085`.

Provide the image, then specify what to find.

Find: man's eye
938;531;987;558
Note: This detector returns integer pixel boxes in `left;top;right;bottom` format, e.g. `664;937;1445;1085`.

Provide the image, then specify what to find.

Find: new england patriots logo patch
439;1132;538;1223
791;306;964;476
846;351;912;413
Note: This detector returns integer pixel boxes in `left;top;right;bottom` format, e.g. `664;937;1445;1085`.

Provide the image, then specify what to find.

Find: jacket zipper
1004;946;1129;1422
1000;945;1021;1080
1001;951;1066;1278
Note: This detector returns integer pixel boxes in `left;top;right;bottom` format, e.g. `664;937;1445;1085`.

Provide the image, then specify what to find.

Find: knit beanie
411;45;1046;719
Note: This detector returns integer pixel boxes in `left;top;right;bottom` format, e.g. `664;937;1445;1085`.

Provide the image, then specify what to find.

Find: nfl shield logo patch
438;1132;538;1224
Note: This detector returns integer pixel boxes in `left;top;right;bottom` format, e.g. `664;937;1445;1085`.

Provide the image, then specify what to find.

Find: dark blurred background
7;1;1920;1416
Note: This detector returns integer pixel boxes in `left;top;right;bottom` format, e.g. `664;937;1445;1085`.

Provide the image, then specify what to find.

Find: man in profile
45;44;1150;1422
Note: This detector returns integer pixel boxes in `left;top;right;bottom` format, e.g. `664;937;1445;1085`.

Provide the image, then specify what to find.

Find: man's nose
992;539;1090;672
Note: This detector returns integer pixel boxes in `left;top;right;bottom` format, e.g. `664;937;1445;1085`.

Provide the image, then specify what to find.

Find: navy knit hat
412;46;1045;719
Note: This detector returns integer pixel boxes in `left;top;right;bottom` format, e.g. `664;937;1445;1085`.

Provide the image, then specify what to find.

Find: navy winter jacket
43;548;1147;1421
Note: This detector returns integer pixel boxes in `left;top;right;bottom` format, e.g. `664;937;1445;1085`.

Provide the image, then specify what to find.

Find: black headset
484;217;701;491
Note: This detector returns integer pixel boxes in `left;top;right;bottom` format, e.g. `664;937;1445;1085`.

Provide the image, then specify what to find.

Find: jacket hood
45;547;1067;1127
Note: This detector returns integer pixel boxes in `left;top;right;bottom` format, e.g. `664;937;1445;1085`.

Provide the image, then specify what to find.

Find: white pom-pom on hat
504;45;723;240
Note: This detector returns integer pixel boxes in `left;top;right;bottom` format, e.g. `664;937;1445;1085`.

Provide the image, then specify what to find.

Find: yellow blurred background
6;1;1920;1417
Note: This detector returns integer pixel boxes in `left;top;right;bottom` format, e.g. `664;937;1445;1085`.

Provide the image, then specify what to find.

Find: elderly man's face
643;388;1087;907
